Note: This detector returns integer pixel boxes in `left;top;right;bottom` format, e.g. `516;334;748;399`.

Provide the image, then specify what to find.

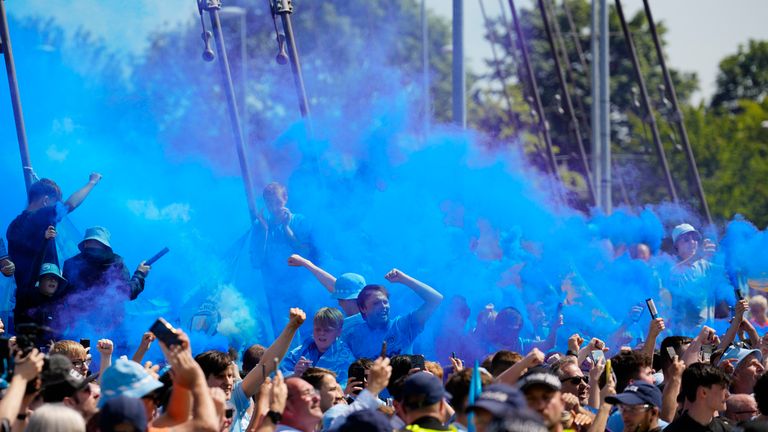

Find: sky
8;1;768;104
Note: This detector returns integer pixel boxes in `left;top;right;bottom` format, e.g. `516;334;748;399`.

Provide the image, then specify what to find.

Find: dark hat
467;384;528;418
517;366;561;393
401;371;452;409
338;409;392;432
606;382;662;408
99;395;147;432
41;354;97;403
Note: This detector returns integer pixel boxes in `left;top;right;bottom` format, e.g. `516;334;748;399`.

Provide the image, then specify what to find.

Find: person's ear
62;396;75;408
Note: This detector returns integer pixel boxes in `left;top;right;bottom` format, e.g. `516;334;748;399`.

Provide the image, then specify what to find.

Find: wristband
266;410;283;424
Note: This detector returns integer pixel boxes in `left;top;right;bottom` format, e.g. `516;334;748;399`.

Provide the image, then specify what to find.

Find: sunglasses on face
225;408;234;419
560;376;588;385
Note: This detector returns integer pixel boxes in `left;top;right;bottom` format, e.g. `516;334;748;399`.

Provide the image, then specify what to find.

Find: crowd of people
1;177;768;432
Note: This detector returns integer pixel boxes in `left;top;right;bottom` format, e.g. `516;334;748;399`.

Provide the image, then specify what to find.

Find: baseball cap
41;354;97;402
401;371;452;409
517;366;561;393
467;384;528;417
99;396;148;432
606;382;663;408
333;273;366;300
338;409;392;432
671;223;700;244
99;357;163;407
719;345;763;369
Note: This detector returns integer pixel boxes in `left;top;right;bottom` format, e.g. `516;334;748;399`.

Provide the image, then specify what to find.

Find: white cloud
127;200;192;222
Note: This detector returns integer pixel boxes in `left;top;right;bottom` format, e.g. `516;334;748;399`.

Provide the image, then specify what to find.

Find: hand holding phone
646;298;659;320
149;318;182;347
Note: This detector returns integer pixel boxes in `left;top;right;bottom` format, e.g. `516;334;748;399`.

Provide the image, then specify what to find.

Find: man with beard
606;382;664;432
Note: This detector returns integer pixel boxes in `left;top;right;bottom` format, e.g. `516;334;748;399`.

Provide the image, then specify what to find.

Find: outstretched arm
241;308;306;397
287;254;336;293
63;173;101;213
385;269;443;326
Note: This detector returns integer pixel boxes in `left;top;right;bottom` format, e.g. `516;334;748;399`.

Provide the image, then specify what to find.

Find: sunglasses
225;408;235;419
560;376;589;385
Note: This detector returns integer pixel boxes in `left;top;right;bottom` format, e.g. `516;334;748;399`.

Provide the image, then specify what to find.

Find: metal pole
202;2;259;222
452;0;466;128
590;0;601;207
479;0;521;131
508;0;561;183
0;0;33;192
274;0;311;125
598;0;611;212
642;0;711;223
537;0;595;205
615;0;678;204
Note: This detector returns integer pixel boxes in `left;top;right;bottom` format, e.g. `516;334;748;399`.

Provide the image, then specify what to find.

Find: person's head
605;382;662;432
301;367;344;412
313;307;344;352
721;347;765;394
445;368;494;421
37;263;67;296
672;223;701;261
241;344;265;377
195;350;235;399
493;308;524;345
611;350;654;393
27;179;62;208
357;285;390;327
425;361;444;381
753;372;768;415
77;226;112;253
750;295;768;321
26;403;86;432
41;354;98;411
553;356;589;406
467;384;541;432
400;372;452;424
680;363;730;412
631;243;652;262
337;409;392;432
517;367;564;430
50;341;89;377
99;396;148;432
282;377;323;432
333;273;366;306
99;358;163;409
475;304;498;340
263;182;288;218
659;336;692;374
526;301;547;326
725;394;759;423
490;350;523;378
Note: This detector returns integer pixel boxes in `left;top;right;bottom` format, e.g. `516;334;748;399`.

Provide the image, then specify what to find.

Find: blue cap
99;357;162;407
467;383;527;417
672;223;700;244
402;372;452;409
719;345;763;369
338;409;392;432
333;273;366;300
37;263;67;284
606;382;663;408
78;226;112;251
99;396;148;432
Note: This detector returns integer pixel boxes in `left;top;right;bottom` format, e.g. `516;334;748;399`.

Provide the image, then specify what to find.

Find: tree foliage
711;40;768;109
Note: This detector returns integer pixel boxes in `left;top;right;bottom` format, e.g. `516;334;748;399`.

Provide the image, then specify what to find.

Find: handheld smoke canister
380;341;387;359
145;247;170;267
645;298;659;320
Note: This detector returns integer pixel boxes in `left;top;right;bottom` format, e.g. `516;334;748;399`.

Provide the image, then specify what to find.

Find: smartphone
349;364;366;384
646;298;659;320
149;318;182;347
79;338;91;350
701;344;714;363
591;350;605;364
735;287;744;301
410;354;426;371
665;346;677;360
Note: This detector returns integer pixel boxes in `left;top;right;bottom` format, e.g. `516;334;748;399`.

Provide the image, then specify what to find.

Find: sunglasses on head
560;376;588;385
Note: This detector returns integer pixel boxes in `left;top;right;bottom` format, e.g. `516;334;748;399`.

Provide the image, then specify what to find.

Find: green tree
711;39;768;109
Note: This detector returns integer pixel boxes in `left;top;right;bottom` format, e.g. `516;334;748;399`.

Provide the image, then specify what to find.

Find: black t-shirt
665;412;733;432
6;206;60;296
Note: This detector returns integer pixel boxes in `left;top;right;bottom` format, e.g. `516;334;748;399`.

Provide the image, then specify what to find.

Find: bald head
725;394;758;423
